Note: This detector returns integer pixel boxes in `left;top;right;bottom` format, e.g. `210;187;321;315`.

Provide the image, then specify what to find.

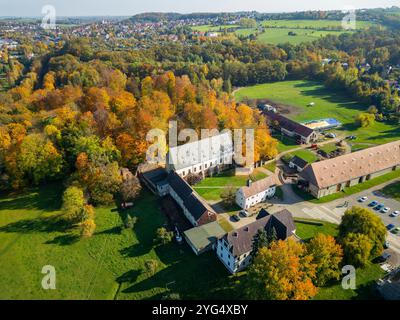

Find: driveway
274;178;400;254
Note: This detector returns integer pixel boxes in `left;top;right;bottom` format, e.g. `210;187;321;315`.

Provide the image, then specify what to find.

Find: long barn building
300;140;400;199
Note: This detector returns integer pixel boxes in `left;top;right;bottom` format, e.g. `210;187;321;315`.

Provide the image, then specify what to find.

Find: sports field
235;80;400;146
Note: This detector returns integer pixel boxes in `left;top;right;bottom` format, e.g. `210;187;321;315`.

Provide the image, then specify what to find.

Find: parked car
368;201;378;207
386;224;395;231
239;210;249;218
358;196;368;202
375;204;385;211
390;211;400;218
376;252;391;263
391;227;400;234
326;132;336;138
381;207;390;214
384;241;390;249
231;215;241;222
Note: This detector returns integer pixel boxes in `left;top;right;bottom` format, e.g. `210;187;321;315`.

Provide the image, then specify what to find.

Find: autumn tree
245;239;318;300
356;113;375;128
307;233;343;286
120;175;142;203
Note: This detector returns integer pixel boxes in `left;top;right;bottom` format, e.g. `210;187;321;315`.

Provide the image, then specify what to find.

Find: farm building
289;156;309;172
299;140;400;199
265;111;318;144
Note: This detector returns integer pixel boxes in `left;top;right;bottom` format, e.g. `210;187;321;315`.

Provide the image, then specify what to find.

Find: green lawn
380;181;400;202
295;219;339;241
319;143;338;154
0;184;240;300
193;168;268;201
235;80;400;146
287;149;319;163
263;160;277;173
273;134;299;152
315;263;384;300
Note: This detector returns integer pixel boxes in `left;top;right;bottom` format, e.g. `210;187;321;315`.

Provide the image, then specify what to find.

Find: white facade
216;238;252;274
235;185;276;210
167;132;234;178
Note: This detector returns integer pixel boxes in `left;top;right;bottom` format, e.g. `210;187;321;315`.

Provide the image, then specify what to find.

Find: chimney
247;179;252;187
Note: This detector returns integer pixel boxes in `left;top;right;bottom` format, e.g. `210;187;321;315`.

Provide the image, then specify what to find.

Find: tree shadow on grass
121;254;241;300
0;182;63;212
0;214;70;234
96;226;122;236
45;234;80;246
116;269;141;284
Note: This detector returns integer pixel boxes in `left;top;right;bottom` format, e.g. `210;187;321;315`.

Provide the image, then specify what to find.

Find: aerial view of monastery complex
1;1;400;303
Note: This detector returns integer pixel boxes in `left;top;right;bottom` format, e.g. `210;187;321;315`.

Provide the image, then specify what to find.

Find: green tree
18;134;64;184
155;227;173;245
307;233;343;286
62;186;85;223
124;214;138;229
341;233;373;267
339;206;386;258
220;185;236;206
252;229;269;258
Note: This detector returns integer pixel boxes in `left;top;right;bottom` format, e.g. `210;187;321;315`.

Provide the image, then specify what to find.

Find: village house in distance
166;131;234;178
300;140;400;198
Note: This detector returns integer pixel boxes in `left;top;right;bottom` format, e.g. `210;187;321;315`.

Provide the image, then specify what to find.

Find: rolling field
192;19;380;45
0;184;238;300
261;19;378;30
235;80;400;146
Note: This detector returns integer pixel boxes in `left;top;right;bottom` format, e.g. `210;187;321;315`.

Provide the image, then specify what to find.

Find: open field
0;184;239;300
261;19;378;30
235;80;400;146
257;28;344;45
192;19;380;45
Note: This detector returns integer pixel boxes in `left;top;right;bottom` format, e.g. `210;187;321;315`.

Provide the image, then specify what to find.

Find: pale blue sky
0;0;399;17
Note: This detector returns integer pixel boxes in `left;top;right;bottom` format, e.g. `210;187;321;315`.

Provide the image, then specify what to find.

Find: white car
381;207;390;214
390;211;400;218
358;196;368;202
